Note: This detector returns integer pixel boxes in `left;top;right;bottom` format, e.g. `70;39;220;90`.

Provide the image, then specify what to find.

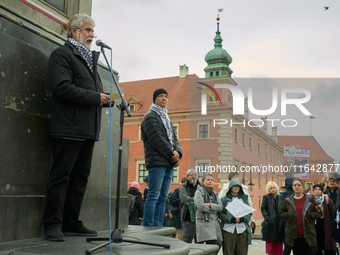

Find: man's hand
174;161;180;167
322;177;328;185
236;217;240;223
204;203;211;208
171;151;180;161
100;93;111;105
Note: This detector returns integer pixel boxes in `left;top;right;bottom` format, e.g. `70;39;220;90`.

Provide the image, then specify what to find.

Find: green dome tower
204;15;233;78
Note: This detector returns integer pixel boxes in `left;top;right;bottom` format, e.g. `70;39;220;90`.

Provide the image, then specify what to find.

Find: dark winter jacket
49;41;106;140
218;179;252;245
314;194;335;252
324;186;339;208
332;209;340;244
141;110;183;169
127;187;144;225
281;177;295;206
143;187;148;202
170;187;182;229
179;180;200;222
329;172;340;208
279;193;322;247
261;194;285;242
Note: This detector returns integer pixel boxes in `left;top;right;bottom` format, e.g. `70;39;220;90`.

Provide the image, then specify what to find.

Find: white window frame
136;159;147;183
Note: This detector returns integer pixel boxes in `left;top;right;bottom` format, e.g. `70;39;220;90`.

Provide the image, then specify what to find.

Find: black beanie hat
153;88;168;103
312;183;324;193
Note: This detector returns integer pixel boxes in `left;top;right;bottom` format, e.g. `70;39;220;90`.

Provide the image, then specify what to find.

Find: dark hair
329;176;339;183
181;177;187;184
312;183;324;193
228;171;239;181
292;178;304;186
202;174;213;183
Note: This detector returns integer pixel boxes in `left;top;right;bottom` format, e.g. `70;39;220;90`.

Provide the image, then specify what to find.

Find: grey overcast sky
92;0;340;81
91;0;340;166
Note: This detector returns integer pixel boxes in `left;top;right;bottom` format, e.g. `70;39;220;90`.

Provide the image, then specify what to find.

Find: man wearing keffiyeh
141;88;183;226
43;13;114;242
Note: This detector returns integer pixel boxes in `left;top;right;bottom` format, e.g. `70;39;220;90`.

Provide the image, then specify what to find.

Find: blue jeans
142;166;173;226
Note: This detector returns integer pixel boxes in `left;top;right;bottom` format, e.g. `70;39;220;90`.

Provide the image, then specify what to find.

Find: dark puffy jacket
141;110;183;169
279;193;322;247
49;41;104;140
127;187;144;225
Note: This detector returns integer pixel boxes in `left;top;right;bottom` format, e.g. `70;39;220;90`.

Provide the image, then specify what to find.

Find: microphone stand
85;46;170;254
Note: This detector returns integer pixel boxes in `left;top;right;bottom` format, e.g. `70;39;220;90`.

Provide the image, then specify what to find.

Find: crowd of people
43;12;340;255
127;173;340;255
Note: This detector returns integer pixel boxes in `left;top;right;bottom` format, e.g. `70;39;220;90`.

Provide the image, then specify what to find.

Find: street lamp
248;181;254;191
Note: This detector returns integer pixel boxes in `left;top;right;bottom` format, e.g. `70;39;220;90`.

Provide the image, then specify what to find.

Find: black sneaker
63;226;98;236
44;228;65;242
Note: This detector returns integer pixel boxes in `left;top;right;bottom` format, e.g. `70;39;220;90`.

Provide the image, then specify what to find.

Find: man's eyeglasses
78;28;97;38
293;184;302;187
281;186;286;189
189;174;197;177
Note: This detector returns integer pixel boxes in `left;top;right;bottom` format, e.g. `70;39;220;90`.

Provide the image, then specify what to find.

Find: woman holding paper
218;178;252;255
194;174;223;254
279;178;322;255
261;181;285;255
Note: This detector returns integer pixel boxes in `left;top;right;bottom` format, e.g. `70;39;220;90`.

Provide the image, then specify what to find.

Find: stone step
0;226;218;255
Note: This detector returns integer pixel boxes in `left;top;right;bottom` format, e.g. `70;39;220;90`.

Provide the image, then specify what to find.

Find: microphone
96;39;111;50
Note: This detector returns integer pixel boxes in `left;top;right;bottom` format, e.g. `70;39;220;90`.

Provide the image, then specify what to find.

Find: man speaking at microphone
43;13;114;241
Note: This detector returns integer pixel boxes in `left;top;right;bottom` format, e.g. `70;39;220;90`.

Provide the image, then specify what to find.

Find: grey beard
189;180;197;185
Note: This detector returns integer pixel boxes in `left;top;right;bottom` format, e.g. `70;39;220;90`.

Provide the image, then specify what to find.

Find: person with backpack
127;181;144;225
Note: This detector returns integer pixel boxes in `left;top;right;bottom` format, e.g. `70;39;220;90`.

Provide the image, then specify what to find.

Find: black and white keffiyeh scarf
68;38;93;73
315;194;324;207
150;103;173;149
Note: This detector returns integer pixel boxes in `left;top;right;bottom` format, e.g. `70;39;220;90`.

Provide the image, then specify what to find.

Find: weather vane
217;8;223;20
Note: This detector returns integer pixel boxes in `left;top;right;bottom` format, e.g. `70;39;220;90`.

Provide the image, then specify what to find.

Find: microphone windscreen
96;40;102;47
